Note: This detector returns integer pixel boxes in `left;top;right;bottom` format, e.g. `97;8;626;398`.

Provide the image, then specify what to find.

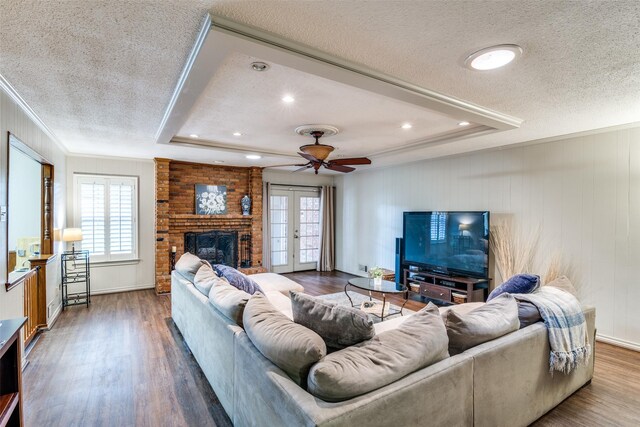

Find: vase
373;277;382;286
241;195;251;216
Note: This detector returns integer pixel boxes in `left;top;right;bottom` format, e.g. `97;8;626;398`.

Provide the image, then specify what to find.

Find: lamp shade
458;224;471;231
62;228;83;242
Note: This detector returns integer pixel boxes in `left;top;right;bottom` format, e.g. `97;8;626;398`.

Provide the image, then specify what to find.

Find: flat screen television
403;211;490;279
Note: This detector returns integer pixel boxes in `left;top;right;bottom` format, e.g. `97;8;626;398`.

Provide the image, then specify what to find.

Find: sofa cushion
487;274;540;301
444;293;520;355
208;280;251;327
439;302;485;322
243;293;326;387
290;291;375;349
175;252;207;283
213;264;263;295
517;300;542;328
544;275;578;298
249;273;304;295
307;303;449;402
193;264;224;296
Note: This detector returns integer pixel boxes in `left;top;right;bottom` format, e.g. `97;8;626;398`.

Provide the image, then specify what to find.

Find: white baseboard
91;284;154;295
45;302;63;329
596;333;640;352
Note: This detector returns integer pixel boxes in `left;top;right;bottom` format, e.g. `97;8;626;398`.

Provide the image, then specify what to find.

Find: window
298;196;320;263
270;195;289;267
430;212;447;242
74;174;138;261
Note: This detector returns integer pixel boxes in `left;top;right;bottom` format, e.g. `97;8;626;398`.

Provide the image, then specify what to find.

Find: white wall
335;126;640;349
263;169;335;187
66;156;155;294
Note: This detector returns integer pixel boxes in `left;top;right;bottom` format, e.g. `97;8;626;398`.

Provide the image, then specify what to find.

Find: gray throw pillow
194;264;221;296
307;303;449;402
517;300;542;329
444;293;520;355
208;280;250;327
290;291;375;349
243;293;326;387
175;252;206;283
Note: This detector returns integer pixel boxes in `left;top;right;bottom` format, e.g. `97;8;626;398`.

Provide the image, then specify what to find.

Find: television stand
403;269;489;304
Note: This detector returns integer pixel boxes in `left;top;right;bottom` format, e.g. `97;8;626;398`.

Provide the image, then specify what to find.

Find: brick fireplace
154;159;263;293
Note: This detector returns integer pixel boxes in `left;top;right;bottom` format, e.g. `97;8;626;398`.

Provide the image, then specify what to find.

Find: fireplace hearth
184;230;238;268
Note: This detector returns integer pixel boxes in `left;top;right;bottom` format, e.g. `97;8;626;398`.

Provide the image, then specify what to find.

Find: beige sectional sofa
171;270;595;427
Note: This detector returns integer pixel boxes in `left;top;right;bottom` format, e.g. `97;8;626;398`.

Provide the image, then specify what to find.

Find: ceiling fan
267;126;371;174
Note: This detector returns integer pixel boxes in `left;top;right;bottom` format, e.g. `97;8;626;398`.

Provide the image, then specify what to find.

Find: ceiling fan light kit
265;124;372;174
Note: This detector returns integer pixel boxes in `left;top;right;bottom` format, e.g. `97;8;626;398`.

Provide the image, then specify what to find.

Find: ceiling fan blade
325;163;356;173
264;163;308;168
328;157;372;166
293;164;313;173
298;152;321;163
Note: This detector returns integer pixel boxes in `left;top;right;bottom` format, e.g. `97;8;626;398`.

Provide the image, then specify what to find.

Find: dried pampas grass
490;221;540;281
543;252;575;285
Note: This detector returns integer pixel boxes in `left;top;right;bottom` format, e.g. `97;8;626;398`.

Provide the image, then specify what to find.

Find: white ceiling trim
154;13;212;144
169;136;300;159
0;73;68;155
155;13;523;153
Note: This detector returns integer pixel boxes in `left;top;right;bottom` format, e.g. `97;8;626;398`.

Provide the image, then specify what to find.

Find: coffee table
344;277;409;321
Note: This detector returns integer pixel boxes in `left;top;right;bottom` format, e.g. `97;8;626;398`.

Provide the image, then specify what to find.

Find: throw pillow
544;275;578;298
193;264;223;296
307;303;449;402
517;300;542;329
208;280;251;327
289;291;375;349
487;274;540;301
444;293;520;355
243;293;326;387
213;264;263;295
174;252;206;283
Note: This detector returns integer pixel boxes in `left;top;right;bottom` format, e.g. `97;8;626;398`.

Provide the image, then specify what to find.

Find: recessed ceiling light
401;123;412;129
458;121;470;126
213;160;224;164
189;134;199;138
465;44;522;71
282;95;295;103
251;62;269;72
245;154;262;160
233;132;242;136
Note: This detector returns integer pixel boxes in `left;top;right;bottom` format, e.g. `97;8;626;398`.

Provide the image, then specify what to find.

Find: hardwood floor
23;290;231;427
23;270;640;427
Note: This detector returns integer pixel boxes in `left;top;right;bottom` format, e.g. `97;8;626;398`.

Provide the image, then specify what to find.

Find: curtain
262;181;272;271
317;185;335;271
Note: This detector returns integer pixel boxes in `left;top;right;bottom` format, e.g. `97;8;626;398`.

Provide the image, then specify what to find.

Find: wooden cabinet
0;317;27;427
404;269;489;304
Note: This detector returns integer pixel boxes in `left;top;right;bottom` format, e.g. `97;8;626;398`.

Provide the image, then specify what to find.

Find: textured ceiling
177;52;464;158
1;1;639;168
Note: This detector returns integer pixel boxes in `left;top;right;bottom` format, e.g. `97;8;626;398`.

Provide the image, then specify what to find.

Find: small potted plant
369;267;383;286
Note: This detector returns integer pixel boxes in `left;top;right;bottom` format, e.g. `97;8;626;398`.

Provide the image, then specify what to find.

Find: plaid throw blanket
515;286;591;374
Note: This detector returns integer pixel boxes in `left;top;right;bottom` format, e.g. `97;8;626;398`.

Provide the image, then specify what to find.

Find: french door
270;188;321;273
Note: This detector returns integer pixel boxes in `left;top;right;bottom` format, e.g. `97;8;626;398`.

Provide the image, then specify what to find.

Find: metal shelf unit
61;250;91;308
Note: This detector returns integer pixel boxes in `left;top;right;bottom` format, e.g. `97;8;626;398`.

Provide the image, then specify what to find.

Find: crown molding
0;73;68;155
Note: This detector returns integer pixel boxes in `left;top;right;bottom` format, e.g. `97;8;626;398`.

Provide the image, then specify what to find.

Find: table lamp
62;228;83;253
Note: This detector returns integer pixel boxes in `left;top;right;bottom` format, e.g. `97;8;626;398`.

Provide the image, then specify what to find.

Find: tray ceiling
160;15;521;169
1;1;638;169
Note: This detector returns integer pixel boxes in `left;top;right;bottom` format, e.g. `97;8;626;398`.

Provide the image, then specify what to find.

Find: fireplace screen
184;230;238;268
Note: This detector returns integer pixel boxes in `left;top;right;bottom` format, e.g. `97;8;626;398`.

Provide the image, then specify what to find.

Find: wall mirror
5;133;54;287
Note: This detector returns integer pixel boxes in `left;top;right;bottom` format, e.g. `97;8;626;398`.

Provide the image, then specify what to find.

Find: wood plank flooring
23;270;640;427
23;290;231;427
